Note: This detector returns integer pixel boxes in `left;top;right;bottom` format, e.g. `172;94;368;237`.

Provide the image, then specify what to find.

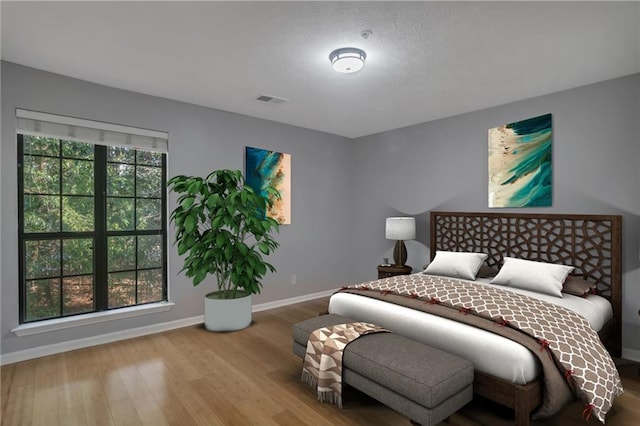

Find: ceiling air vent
255;94;289;104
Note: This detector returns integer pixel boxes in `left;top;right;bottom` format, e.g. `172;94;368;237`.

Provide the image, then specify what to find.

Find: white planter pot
204;291;252;332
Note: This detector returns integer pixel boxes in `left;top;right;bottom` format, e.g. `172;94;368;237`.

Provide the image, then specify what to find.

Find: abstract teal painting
488;114;552;208
245;147;291;224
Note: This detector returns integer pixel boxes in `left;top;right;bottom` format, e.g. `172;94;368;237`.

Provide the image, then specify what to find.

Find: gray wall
1;61;355;355
2;61;639;357
351;74;640;353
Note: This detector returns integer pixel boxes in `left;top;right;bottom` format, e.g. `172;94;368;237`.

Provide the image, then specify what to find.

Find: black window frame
17;133;168;324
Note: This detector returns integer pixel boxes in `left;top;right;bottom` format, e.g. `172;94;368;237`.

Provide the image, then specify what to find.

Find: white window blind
16;109;168;153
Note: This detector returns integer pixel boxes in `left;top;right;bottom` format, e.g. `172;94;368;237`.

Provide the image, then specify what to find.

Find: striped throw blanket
301;321;388;407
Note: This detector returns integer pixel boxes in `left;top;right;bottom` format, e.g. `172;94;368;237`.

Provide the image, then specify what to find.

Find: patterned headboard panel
430;212;622;355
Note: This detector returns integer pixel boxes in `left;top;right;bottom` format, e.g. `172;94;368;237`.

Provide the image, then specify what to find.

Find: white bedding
328;275;613;384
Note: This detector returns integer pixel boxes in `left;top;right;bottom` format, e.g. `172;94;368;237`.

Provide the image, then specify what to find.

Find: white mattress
328;276;613;384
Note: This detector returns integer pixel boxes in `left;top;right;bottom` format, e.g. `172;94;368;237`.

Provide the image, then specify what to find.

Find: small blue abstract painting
488;114;552;208
245;146;291;224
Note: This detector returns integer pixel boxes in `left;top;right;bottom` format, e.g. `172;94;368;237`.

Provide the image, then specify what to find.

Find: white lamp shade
385;217;416;240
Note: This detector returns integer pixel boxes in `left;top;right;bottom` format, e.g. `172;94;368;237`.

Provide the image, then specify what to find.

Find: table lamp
385;217;416;267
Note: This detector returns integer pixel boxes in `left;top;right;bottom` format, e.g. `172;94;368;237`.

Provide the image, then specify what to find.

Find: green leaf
237;242;248;256
177;241;188;256
184;214;196;233
181;196;195;209
193;271;206;286
211;215;223;229
258;242;270;254
206;193;220;209
187;179;202;194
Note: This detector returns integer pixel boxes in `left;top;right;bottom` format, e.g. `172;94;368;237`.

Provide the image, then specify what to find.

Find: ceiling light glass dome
329;47;366;74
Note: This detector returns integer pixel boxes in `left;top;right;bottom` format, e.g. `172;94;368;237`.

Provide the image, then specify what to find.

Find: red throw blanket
301;322;388;407
338;274;623;423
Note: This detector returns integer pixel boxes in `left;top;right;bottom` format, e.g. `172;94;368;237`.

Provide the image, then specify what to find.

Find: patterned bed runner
301;322;388;407
338;274;623;423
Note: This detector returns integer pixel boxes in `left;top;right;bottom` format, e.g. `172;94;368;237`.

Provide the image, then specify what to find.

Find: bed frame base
471;323;613;426
474;371;541;426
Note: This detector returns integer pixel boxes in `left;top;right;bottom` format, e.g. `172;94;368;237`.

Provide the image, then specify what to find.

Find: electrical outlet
291;275;297;285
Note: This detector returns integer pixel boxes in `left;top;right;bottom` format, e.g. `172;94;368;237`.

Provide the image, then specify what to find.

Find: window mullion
94;145;108;311
134;153;139;305
17;135;26;323
58;140;63;316
161;154;168;301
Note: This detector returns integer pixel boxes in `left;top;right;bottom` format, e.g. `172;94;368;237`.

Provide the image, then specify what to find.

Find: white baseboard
621;347;640;363
0;315;204;366
0;289;337;366
252;288;336;312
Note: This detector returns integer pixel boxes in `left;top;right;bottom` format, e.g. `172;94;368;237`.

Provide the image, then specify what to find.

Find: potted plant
168;169;280;331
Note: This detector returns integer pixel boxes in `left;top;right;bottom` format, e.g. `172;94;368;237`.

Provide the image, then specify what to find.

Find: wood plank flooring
1;297;639;426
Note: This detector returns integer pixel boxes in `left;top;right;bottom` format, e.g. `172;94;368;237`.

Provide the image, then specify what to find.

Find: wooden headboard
430;211;622;355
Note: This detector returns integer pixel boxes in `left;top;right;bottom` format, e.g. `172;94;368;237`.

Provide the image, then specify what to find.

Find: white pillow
490;257;574;297
423;251;488;280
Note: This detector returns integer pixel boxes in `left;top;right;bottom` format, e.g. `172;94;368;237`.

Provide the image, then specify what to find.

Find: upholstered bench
293;314;474;426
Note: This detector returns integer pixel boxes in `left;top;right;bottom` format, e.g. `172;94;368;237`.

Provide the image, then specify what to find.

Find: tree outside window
18;135;167;323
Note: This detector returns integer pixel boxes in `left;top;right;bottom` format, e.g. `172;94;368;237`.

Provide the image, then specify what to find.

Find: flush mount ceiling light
329;47;367;74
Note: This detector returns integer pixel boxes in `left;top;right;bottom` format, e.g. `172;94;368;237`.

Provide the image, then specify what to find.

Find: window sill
11;302;175;337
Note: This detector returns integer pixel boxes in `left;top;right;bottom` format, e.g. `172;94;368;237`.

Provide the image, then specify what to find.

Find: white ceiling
2;1;639;139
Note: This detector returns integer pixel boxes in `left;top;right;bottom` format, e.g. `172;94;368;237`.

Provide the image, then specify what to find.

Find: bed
328;211;622;425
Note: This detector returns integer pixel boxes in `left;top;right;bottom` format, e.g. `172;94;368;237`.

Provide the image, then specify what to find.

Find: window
17;110;168;323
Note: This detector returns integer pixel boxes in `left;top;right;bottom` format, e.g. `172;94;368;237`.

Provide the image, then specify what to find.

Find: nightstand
377;264;412;279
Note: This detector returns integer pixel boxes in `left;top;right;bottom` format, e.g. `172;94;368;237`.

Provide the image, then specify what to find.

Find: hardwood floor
1;297;639;426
